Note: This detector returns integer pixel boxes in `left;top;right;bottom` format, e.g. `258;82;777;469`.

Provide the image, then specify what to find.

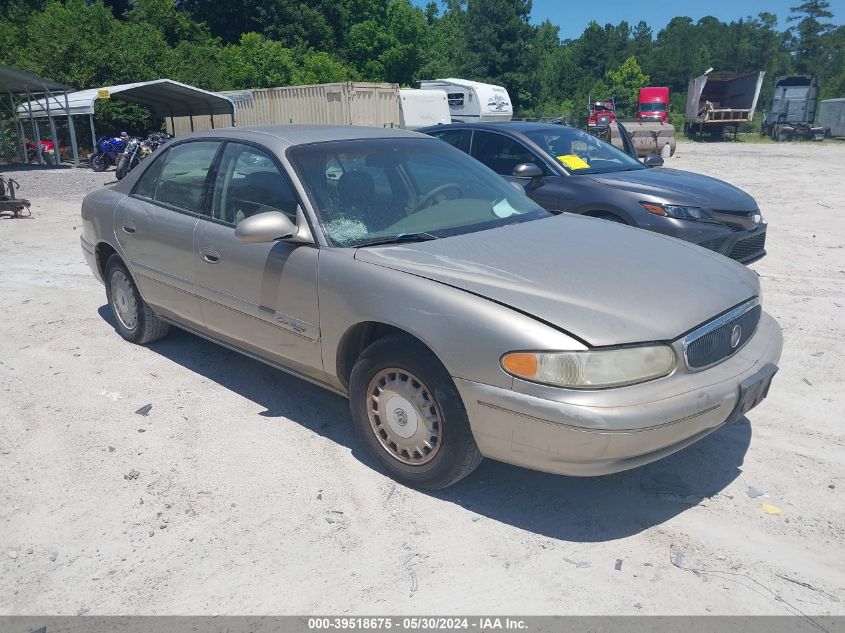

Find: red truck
587;100;617;127
637;87;669;123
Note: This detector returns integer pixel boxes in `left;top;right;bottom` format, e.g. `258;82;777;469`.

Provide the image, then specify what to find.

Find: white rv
398;88;451;129
419;78;513;122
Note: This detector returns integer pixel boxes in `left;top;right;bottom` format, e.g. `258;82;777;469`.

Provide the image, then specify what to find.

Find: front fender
318;250;585;391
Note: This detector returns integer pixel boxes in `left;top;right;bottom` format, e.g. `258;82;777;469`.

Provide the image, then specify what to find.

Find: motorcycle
90;135;128;172
115;132;172;180
25;139;56;164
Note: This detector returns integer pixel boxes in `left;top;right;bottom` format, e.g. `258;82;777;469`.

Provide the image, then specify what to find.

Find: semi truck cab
637;87;669;123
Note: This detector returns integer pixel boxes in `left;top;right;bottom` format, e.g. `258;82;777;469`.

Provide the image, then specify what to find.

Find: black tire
348;334;482;489
104;254;170;345
115;157;129;180
90;153;109;172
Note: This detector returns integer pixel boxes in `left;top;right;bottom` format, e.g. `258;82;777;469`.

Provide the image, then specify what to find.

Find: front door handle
121;225;136;234
199;247;221;264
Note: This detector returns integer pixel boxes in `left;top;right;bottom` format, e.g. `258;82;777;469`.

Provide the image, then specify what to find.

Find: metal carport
1;64;75;165
16;79;235;164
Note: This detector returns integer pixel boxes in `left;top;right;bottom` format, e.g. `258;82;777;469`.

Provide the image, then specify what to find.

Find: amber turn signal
641;202;666;216
501;352;538;378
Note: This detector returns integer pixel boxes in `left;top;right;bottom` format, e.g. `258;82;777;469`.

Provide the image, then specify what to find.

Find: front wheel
90;152;109;172
104;255;170;344
115;154;139;180
348;334;482;489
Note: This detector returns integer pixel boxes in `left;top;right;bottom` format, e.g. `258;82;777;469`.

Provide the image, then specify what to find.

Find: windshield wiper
355;232;440;247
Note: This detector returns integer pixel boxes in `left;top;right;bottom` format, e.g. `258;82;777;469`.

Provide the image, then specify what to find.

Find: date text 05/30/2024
308;617;528;630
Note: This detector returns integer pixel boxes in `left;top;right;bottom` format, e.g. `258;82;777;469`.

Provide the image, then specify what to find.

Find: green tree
789;0;835;74
603;56;650;117
459;0;534;109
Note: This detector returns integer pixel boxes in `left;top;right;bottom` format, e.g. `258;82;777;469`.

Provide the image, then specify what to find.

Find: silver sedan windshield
288;138;549;247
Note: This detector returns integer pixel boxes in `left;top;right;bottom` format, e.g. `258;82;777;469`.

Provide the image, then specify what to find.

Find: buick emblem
394;408;408;426
730;324;742;349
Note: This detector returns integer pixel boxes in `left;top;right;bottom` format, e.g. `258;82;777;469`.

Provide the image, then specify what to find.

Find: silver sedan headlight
501;345;676;389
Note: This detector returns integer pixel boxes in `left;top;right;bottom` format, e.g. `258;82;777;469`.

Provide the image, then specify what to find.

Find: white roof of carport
17;78;234;119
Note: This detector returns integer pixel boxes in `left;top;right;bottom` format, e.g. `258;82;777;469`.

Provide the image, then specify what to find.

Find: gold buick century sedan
80;125;783;489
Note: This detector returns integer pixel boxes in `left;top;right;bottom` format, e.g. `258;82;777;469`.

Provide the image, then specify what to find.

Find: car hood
354;215;759;346
589;168;758;210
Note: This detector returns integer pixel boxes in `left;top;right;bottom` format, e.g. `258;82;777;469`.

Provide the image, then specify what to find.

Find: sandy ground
1;141;844;616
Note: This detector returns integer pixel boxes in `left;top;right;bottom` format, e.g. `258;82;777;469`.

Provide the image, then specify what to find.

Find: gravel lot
1;141;844;616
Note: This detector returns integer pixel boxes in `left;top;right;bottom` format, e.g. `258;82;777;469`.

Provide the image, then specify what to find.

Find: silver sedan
80;125;783;489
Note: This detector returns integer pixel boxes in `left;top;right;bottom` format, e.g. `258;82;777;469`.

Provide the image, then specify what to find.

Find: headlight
501;345;676;389
640;202;714;222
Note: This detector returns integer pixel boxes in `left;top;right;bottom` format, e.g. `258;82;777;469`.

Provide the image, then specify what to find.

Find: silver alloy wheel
110;270;139;331
367;368;442;465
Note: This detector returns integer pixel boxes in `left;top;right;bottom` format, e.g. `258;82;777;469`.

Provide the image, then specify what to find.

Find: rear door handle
121;225;136;234
199;247;220;264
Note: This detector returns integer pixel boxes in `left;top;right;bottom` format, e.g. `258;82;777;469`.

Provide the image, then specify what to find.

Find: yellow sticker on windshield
557;154;590;170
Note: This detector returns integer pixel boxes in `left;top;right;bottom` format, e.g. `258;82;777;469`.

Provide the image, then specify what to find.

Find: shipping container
685;70;765;136
166;82;401;135
818;98;845;138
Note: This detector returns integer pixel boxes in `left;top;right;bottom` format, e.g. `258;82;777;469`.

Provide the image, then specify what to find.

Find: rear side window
133;153;165;199
429;129;465;149
144;142;220;213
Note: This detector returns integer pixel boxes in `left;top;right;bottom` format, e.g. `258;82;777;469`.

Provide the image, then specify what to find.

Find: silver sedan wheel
110;270;138;331
367;368;442;465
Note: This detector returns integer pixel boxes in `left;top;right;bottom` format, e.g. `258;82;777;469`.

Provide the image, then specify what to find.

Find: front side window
288;138;549;247
211;143;298;226
149;141;220;213
525;127;646;175
470;131;546;176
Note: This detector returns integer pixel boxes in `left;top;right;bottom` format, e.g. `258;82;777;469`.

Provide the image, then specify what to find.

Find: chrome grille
728;232;766;262
684;299;761;369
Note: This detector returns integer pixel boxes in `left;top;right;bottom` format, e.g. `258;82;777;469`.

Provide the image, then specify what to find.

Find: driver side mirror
512;163;545;188
643;154;664;168
235;210;297;243
512;163;543;179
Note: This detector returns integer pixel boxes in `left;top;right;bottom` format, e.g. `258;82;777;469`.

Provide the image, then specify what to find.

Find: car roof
176;124;426;148
420;121;576;136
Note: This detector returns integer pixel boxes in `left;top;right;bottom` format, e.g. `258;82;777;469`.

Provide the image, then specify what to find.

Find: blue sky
415;0;843;40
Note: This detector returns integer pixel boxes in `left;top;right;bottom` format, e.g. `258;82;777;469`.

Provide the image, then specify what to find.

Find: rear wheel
104;255;170;344
348;334;482;489
90;153;109;172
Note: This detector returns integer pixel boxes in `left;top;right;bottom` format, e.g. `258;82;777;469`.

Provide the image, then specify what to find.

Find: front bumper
698;223;767;265
455;312;782;477
635;214;767;265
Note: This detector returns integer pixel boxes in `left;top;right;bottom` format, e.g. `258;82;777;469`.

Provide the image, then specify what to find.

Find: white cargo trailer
418;78;513;122
399;88;450;129
818;98;845;138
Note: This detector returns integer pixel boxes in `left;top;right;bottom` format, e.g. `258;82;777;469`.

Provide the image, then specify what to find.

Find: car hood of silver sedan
589;167;758;211
354;214;760;346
